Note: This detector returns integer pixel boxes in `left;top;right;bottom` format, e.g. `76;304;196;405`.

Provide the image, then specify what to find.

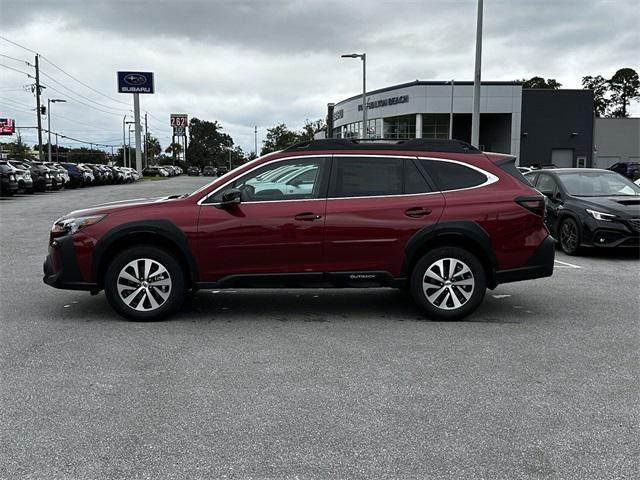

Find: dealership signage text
358;95;409;111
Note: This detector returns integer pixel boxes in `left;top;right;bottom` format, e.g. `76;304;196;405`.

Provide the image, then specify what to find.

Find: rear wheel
104;246;185;321
410;247;486;321
559;217;581;255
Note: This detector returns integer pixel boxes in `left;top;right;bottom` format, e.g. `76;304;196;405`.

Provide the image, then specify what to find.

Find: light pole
471;0;483;148
128;126;134;167
341;53;367;139
123;119;134;167
47;98;66;162
449;80;455;139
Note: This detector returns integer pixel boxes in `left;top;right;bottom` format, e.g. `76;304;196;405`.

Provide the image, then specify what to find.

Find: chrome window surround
197;154;499;206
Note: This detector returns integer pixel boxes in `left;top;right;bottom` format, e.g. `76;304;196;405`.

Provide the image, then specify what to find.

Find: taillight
515;195;546;217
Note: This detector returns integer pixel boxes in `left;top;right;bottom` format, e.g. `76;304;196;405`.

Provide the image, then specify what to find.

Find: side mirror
216;188;242;209
540;189;554;198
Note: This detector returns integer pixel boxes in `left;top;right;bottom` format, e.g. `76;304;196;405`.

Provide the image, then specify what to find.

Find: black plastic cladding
284;138;480;153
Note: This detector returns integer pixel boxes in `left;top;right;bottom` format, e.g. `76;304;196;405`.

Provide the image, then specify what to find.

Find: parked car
44;138;555;322
524;168;640;254
187;166;201;176
59;163;85;188
608;162;640;180
6;160;34;193
203;165;216;176
22;160;53;191
216;167;228;176
0;162;19;196
142;166;163;177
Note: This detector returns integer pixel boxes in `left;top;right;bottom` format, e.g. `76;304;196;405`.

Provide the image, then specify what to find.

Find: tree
186;118;233;168
164;142;183;163
608;68;640;118
522;76;562;89
145;133;161;160
299;118;327;142
260;123;301;155
0;137;31;158
582;75;609;117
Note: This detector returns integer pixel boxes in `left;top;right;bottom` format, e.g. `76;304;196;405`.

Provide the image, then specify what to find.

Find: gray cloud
1;0;638;153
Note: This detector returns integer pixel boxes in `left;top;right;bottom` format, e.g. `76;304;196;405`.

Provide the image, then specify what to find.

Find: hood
62;196;181;219
575;195;640;216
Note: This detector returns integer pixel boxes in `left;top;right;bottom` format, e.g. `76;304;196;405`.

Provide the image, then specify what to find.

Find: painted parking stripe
554;259;582;269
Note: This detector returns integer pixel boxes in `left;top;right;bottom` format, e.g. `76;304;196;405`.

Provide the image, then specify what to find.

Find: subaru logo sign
117;71;154;94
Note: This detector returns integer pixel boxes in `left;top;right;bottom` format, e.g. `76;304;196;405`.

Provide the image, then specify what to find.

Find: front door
196;157;330;280
323;155;445;276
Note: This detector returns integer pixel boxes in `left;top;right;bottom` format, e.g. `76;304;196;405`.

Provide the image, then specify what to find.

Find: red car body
44;139;554;320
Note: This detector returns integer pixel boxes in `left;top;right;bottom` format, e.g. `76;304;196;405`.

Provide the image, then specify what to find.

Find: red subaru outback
44;139;554;321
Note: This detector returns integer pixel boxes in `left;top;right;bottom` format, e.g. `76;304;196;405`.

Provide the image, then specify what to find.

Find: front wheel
104;246;186;321
410;247;486;321
559;217;581;255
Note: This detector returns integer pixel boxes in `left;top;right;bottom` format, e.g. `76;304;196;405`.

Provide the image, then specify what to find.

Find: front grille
628;218;640;232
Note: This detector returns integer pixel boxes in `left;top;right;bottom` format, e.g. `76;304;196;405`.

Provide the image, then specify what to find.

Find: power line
0;35;39;55
0;63;34;78
39;69;131;113
40;81;128;117
0;53;32;66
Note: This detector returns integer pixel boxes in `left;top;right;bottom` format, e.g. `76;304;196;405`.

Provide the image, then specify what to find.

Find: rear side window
332;157;403;197
420;159;487;191
404;159;432;194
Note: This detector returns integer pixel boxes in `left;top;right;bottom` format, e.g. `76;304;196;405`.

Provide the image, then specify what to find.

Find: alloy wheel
422;258;475;310
116;258;172;311
560;220;578;252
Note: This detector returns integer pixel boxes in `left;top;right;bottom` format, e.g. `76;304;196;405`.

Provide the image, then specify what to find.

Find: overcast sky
1;0;638;153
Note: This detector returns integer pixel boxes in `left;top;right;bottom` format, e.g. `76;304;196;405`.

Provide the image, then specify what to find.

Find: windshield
557;171;640;197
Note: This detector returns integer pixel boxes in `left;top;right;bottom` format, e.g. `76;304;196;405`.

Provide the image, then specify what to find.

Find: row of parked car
0;159;141;196
141;165;183;177
187;165;228;177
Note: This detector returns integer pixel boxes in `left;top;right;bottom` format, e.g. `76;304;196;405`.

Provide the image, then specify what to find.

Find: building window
423;114;450;139
383;115;416;139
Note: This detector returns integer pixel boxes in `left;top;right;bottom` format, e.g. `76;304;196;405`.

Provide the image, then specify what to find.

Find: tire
104;246;186;321
559;217;581;255
410;247;486;321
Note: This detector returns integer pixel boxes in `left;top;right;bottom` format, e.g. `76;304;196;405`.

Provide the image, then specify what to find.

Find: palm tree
164;142;183;163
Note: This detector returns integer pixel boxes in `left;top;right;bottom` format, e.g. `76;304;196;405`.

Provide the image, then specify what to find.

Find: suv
43;139;554;321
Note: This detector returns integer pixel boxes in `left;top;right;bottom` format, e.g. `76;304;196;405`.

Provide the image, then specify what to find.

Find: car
524;168;640;254
608;162;640;180
0;162;19;196
43;138;555;322
187;166;201;176
59;163;85;188
142;166;162;177
22;160;53;191
6;160;34;193
216;167;228;176
203;165;216;176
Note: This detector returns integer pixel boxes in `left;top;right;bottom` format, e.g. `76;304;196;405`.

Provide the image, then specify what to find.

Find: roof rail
283;138;480;153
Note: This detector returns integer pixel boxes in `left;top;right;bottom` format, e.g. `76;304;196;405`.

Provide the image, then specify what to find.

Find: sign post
117;71;154;174
170;114;188;164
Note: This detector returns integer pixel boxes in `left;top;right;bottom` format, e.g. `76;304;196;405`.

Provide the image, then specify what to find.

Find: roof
284;138;480;154
335;80;522;106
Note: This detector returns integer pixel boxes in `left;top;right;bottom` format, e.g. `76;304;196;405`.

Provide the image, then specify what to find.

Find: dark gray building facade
519;89;594;168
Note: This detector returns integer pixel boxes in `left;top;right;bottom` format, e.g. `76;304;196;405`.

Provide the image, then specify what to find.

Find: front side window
206;158;327;203
420;159;488;191
535;174;558;195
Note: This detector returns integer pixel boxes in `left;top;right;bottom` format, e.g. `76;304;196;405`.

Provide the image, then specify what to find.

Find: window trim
417;156;499;193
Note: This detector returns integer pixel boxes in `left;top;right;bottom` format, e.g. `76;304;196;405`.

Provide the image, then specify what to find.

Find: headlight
52;214;106;235
9;174;16;181
586;209;616;221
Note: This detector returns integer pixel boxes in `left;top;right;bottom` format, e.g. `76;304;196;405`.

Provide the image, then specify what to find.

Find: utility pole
471;0;483;148
449;80;455;139
34;54;43;160
254;125;258;156
55;133;59;161
144;112;148;168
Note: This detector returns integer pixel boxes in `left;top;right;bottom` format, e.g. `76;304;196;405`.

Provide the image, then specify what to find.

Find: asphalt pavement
1;176;639;479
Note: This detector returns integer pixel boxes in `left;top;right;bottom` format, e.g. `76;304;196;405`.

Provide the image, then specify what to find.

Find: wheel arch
92;220;199;289
402;221;498;288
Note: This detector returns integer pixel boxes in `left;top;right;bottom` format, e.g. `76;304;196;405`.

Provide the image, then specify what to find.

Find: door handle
294;212;322;221
404;207;432;218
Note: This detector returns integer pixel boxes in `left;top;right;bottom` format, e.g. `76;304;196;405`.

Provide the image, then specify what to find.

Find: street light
47;99;66;162
341;53;367;139
123;118;134;167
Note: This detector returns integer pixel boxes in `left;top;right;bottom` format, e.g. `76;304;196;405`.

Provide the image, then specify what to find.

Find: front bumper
43;235;97;292
493;235;555;287
582;217;640;249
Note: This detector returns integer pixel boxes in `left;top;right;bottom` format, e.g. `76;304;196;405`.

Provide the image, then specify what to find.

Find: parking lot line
554;259;582;269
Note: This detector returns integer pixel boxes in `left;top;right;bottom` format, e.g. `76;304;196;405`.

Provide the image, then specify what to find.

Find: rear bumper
43;235;97;292
493;235;555;286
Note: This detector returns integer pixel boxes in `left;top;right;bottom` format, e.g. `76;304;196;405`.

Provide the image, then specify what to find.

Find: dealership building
330;80;598;168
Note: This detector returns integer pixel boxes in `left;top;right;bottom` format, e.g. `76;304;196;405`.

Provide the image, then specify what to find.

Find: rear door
322;155;445;277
